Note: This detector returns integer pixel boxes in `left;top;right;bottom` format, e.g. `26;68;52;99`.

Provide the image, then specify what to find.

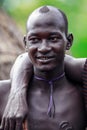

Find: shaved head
26;6;68;36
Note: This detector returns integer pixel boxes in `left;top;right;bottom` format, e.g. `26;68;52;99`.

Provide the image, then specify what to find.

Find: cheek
53;43;65;53
53;44;65;60
28;46;37;61
28;45;37;52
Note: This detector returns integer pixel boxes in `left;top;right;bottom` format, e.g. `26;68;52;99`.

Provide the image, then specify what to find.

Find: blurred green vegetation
0;0;87;58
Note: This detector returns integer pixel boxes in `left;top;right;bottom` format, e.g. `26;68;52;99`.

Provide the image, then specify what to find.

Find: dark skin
27;74;85;130
0;5;86;130
25;6;86;130
0;80;10;121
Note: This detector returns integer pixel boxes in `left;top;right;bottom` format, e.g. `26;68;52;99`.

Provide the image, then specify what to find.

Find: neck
34;67;65;118
34;66;64;81
34;72;65;83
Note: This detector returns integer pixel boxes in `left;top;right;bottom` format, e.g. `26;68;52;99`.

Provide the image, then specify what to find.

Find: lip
36;56;55;63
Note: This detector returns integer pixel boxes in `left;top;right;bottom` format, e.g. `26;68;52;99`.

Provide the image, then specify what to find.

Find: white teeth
42;57;48;60
37;56;52;60
37;57;48;60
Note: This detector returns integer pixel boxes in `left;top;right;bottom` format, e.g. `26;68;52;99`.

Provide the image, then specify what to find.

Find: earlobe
66;33;73;50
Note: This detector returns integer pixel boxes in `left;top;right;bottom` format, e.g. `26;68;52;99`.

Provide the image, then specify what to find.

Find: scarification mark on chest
59;121;73;130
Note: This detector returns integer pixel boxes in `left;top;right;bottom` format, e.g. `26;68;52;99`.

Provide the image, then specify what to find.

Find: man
0;5;87;130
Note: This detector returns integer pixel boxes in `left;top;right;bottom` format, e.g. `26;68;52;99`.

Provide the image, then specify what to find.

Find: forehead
27;8;66;33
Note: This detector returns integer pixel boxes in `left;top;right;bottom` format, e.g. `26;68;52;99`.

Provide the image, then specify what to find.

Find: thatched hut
0;9;24;79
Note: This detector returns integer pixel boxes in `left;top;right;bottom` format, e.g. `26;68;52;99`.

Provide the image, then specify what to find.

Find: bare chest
27;82;86;130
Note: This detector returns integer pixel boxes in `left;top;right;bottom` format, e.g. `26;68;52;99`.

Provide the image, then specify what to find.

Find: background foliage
1;0;87;58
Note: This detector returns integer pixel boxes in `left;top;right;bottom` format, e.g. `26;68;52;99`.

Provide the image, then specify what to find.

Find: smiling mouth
36;56;55;62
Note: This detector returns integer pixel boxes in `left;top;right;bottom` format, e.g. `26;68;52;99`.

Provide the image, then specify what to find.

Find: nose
38;39;51;53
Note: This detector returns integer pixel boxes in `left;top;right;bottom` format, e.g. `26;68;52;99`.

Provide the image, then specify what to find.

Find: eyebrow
27;31;62;39
49;32;61;35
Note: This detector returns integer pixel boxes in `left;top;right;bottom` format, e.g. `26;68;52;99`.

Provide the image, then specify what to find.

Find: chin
36;65;57;72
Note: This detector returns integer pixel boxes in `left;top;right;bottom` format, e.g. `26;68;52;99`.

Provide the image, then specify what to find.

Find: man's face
26;11;67;72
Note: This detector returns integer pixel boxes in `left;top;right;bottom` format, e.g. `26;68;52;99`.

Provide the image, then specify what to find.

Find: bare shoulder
0;80;11;94
0;80;11;106
15;52;30;63
0;80;11;121
10;52;32;78
65;54;86;68
64;54;86;83
11;52;30;69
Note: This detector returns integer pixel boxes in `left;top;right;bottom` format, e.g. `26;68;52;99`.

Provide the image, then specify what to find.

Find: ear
23;35;27;46
23;35;28;51
66;33;73;50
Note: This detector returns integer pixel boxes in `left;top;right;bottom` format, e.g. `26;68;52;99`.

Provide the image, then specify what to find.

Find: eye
49;37;58;42
48;35;62;42
28;36;40;43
